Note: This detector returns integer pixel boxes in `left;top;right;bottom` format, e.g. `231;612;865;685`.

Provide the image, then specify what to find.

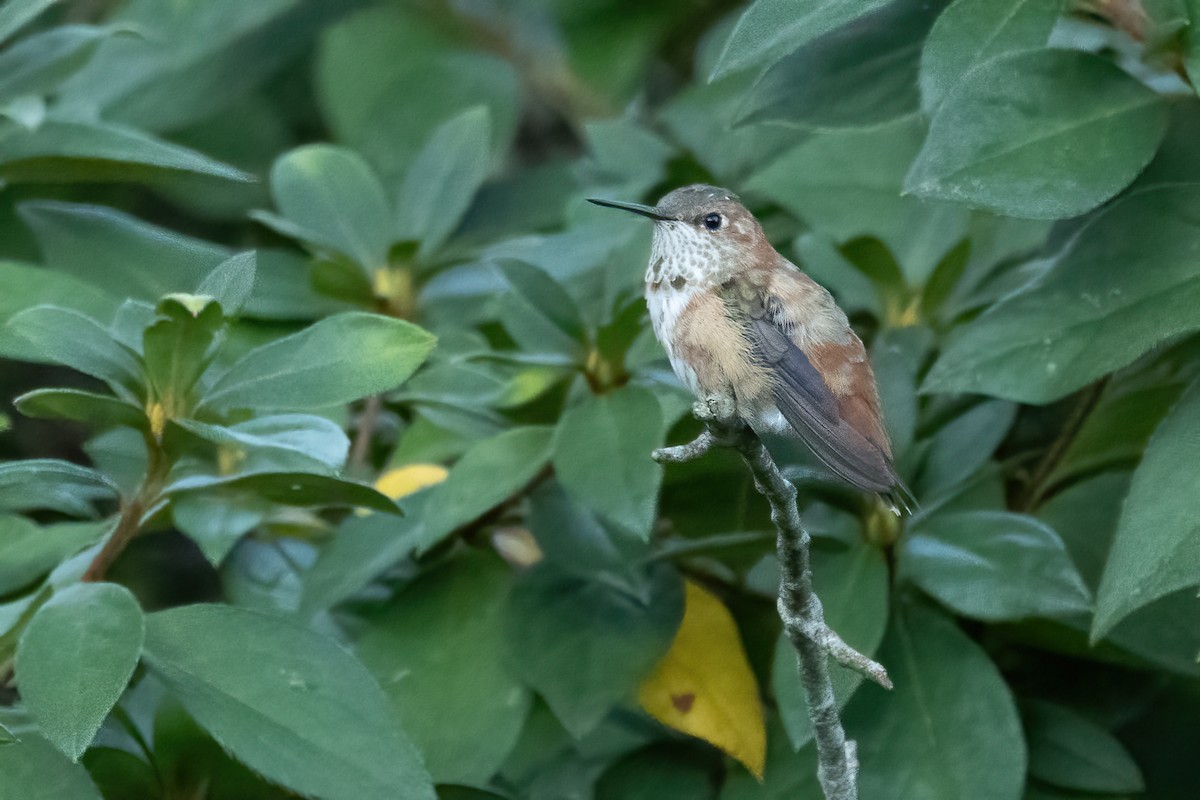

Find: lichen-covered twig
653;403;891;800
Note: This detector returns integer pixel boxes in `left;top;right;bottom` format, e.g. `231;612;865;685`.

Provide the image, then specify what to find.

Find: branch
654;403;890;800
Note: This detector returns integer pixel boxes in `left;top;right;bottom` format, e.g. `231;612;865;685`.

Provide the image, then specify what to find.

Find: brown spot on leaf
671;692;695;713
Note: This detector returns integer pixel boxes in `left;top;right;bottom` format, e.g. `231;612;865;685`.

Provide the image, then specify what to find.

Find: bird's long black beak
587;198;672;221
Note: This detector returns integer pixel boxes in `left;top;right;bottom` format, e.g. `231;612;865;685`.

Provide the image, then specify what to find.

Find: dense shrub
0;0;1197;798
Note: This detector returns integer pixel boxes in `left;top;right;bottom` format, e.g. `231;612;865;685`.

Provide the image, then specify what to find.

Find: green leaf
143;295;225;418
747;118;969;284
0;0;59;45
357;552;530;784
918;399;1015;497
18;201;228;302
15;582;144;761
266;144;391;270
141;604;435;800
905;50;1168;218
0;118;253;184
0;460;118;517
919;0;1064;112
0;517;107;595
0;733;102;799
0;259;121;362
1024;700;1144;793
6;305;142;400
903;511;1092;621
773;542;888;751
173;414;349;474
844;602;1025;799
503;560;684;738
418;426;555;553
197;251;255;316
924;185;1200;403
165;471;397;515
1185;0;1200;94
395;105;492;259
0;25;129;102
201;312;435;412
498;260;587;358
170;492;268;566
598;746;716;800
739;0;940;129
710;0;893;79
14;389;146;431
553;386;666;539
300;493;432;615
315;5;518;184
1093;376;1200;638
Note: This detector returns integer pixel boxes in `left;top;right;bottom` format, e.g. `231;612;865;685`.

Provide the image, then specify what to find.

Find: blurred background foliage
0;0;1198;798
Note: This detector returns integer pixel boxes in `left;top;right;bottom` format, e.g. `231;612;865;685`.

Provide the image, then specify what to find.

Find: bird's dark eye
703;212;722;231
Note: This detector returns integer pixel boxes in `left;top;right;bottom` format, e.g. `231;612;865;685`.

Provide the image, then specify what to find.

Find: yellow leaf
374;464;448;500
638;580;766;778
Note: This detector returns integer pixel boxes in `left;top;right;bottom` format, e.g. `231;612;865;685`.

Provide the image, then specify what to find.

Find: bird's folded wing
744;305;896;494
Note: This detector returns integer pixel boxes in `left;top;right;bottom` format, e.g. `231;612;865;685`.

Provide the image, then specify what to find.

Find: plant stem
349;394;384;471
654;408;890;800
81;431;167;583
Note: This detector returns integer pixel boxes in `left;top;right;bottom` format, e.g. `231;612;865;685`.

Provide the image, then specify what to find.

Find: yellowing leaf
638;580;766;778
375;464;448;500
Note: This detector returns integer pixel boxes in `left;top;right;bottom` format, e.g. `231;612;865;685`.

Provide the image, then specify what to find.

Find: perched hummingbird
589;185;913;513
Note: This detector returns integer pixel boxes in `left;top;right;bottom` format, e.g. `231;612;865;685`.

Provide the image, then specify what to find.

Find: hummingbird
589;185;913;514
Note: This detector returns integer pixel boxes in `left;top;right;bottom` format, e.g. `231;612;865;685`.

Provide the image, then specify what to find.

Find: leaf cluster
0;0;1197;799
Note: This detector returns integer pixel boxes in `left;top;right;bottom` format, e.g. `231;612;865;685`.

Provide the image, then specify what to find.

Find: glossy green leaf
0;517;106;595
141;604;434;800
14;389;146;431
201;312;435;412
15;582;144;761
166;471;397;514
418;426;555;552
845;602;1025;799
919;0;1064;112
906;50;1167;218
396;105;492;259
0;733;102;800
903;511;1091;621
0;259;121;361
1037;471;1129;591
1024;700;1144;793
553;385;666;539
0;118;252;184
711;0;892;79
196;251;255;316
740;0;940;129
357;552;530;784
266;144;391;270
925;186;1200;403
18;201;228;302
504;560;684;738
773;542;888;750
0;25;127;102
1094;377;1200;638
0;0;59;45
0;460;118;517
6;305;142;399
